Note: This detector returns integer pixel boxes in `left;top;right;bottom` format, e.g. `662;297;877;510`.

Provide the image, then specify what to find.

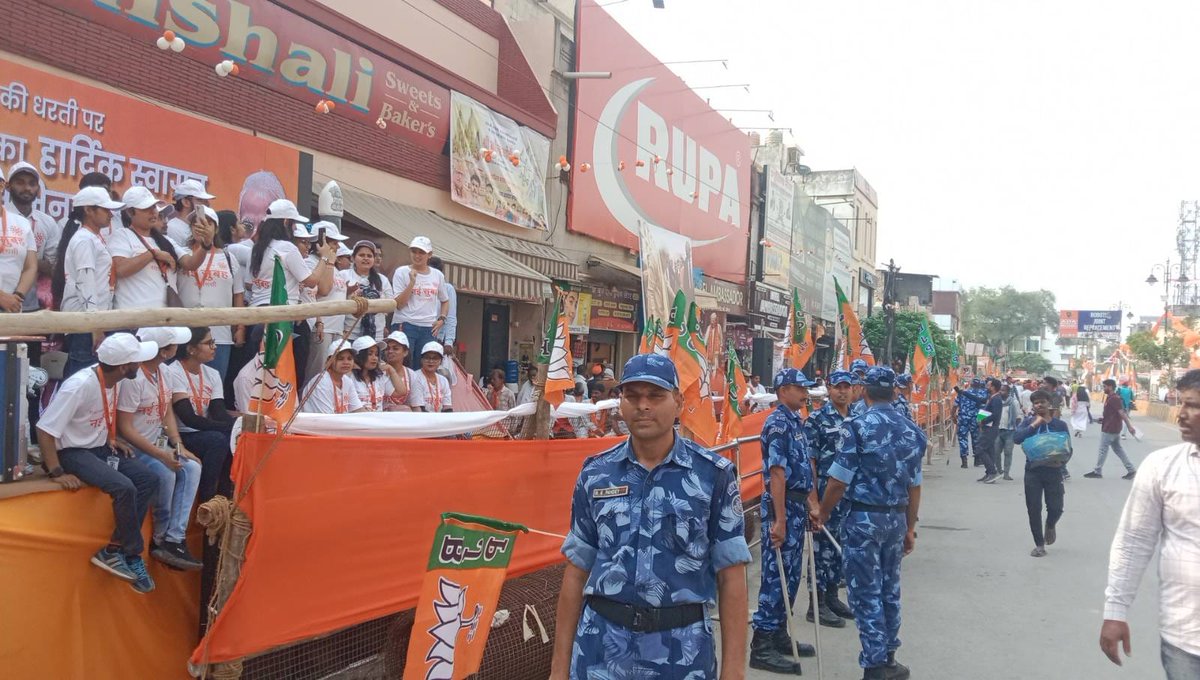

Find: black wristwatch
47;465;64;479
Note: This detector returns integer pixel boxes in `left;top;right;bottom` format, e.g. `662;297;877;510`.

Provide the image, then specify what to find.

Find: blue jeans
1163;638;1200;680
63;333;97;379
1094;432;1135;474
399;322;435;370
58;446;157;556
205;344;232;383
133;448;202;544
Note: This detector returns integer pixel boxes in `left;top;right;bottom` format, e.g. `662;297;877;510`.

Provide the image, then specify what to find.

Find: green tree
1003;352;1052;375
1126;330;1190;370
863;311;954;373
961;286;1058;355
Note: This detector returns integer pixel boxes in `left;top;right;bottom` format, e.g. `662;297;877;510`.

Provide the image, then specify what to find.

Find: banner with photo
0;57;301;226
639;222;695;330
449;91;550;231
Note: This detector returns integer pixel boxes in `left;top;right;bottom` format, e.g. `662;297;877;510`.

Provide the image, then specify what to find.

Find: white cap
267;198;308;223
172;179;214;200
291;222;312;239
169;327;193;345
409;236;433;253
335;243;353;257
121;186;168;211
318;180;344;218
72;186;124;210
310;220;349;241
420;341;444;356
351;335;385;353
203;206;219;222
6;161;38;182
326;339;355;359
97;333;158;365
384;330;410;348
136;327;178;349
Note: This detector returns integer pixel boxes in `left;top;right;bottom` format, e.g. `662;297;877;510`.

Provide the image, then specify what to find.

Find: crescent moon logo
593;77;728;249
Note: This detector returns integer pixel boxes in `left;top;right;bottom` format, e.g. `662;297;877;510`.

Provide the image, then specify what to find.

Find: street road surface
721;412;1173;680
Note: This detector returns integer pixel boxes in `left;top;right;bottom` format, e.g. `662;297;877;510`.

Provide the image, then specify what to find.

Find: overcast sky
606;0;1200;323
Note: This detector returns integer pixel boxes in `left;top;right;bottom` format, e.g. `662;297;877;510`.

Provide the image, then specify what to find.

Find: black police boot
805;592;846;627
825;585;854;619
774;629;816;657
862;667;889;680
884;651;910;679
749;629;802;674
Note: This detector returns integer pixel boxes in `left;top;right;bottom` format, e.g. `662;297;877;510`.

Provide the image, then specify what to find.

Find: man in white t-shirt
5;162;58;312
0;169;35;314
302;340;365;414
410;341;453;412
118;327;203;572
35;333;160;592
166;179;214;246
392;236;450;370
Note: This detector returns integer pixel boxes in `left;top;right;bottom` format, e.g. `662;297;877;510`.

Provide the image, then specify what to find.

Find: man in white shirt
166;179;214;246
1100;370;1200;679
744;374;767;413
35;333;160;593
0;169;36;315
5;162;57;312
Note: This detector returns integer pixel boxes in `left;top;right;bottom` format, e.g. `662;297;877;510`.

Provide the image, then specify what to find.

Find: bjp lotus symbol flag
540;285;575;407
403;513;527;680
658;289;687;357
835;276;874;367
911;319;936;402
249;256;297;421
781;288;815;370
719;339;748;444
676;302;719;445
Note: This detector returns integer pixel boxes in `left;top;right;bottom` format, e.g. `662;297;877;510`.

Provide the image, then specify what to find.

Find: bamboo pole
0;299;397;335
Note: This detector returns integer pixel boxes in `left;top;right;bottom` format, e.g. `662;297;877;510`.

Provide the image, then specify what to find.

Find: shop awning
585;255;642;285
465;227;580;282
328;184;550;303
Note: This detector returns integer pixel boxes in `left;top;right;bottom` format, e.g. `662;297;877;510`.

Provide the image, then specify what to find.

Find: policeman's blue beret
864;366;896;387
774;368;814;389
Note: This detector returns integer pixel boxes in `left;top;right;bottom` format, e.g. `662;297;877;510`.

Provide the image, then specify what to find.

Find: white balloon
156;37;170;50
170;37;185;52
215;62;229;76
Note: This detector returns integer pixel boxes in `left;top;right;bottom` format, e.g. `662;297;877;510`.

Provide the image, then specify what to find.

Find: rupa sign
569;0;751;284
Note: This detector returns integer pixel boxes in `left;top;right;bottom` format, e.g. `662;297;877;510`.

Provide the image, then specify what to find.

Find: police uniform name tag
825;427;841;434
593;485;629;499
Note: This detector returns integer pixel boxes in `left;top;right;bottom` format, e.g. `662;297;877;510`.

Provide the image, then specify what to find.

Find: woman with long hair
301;340;365;414
165;327;237;503
245;199;335;389
1069;383;1091;437
176;211;245;380
348;336;407;412
302;222;354;385
109;186;210;310
346;240;393;342
55;187;125;377
382;330;415;411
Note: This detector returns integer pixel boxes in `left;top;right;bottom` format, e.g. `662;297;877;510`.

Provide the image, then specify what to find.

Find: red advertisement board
570;0;751;284
77;0;450;152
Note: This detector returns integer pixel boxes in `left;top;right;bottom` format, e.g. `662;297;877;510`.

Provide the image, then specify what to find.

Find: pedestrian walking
1070;383;1092;437
817;366;926;680
996;382;1023;480
805;370;857;626
750;368;824;675
550;354;751;679
953;378;986;468
977;378;1004;483
1084;379;1139;480
1100;369;1200;679
1012;390;1070;557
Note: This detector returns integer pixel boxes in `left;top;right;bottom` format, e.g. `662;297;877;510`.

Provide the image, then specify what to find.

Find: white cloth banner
280;398;621;439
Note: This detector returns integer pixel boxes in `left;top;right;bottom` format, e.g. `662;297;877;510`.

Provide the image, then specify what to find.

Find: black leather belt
586;596;705;633
850;501;908;513
785;489;812;503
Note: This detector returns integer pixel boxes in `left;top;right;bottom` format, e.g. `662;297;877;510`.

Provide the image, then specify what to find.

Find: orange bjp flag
910;319;936;403
403;513;526;680
249;256;297;421
783;289;815;370
678;303;719;445
541;288;574;407
719;339;748;444
835;276;874;367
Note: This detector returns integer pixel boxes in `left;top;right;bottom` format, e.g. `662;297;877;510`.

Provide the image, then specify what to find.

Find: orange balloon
325;100;335;110
229;63;240;76
163;30;176;42
558;155;567;165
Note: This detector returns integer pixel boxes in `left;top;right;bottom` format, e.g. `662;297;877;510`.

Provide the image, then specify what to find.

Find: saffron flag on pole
249;256;297;422
638;317;656;354
835;276;874;367
678;302;719;445
782;288;815;370
541;288;574;407
719;339;748;444
658;290;687;357
911;319;936;403
403;513;526;680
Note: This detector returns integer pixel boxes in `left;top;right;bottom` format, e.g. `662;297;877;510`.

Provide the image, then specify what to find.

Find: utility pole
882;258;900;364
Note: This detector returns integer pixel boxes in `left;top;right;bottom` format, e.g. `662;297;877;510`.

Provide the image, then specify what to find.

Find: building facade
801;168;879;318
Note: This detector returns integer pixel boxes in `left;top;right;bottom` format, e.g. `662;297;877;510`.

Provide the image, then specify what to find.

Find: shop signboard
589;287;639;333
698;275;747;316
749;282;788;334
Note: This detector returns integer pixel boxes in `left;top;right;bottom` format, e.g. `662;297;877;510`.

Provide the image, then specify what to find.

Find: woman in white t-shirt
303;223;355;383
54;187;125;377
167;326;238;501
117;327;203;572
109;186;210;311
410;341;453;412
382;330;417;411
347;240;394;343
391;235;449;370
177;211;246;381
348;336;407;412
245;200;335;389
301;341;365;414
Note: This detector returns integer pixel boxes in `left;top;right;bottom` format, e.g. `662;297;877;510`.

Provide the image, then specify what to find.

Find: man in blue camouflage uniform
551;354;751;680
850;359;870;417
750;368;821;674
954;378;987;469
892;373;913;421
805;370;857;628
817;366;925;680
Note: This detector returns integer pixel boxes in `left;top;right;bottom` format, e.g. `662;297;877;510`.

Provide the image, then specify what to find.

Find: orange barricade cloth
0;487;200;680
